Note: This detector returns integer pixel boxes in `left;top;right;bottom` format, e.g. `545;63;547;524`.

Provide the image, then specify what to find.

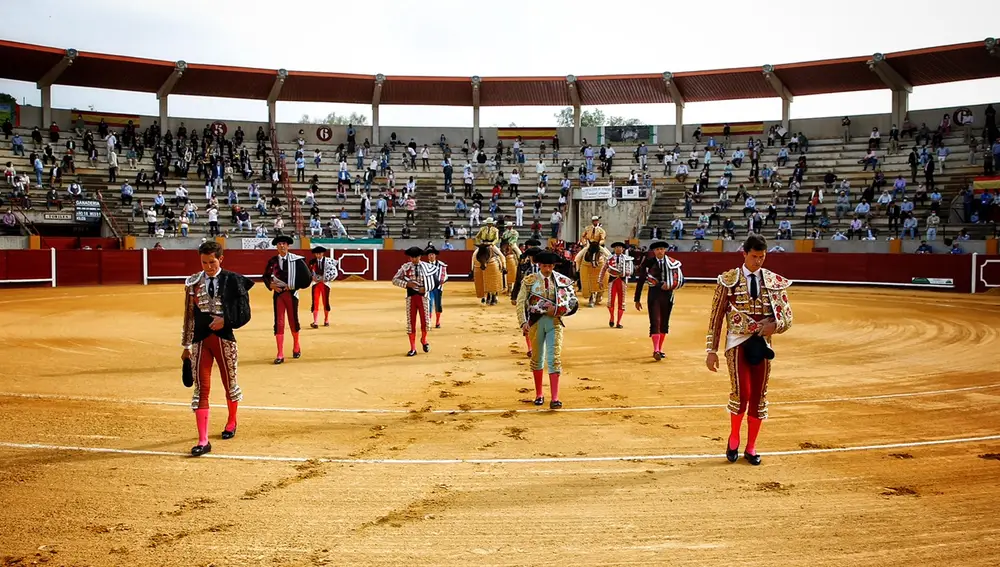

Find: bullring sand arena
1;281;999;566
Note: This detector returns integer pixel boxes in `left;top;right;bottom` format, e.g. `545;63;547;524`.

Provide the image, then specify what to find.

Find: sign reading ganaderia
74;200;102;223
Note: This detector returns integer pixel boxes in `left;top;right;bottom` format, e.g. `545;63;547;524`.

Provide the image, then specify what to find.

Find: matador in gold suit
705;237;792;466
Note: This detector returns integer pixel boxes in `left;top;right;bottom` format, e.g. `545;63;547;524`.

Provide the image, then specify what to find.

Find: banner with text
580;185;613;200
599;125;654;144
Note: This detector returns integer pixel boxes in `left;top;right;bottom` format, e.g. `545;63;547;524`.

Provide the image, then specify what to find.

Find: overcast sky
2;0;998;127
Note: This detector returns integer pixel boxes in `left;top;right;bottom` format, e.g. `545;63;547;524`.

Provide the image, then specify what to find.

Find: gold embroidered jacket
705;267;792;353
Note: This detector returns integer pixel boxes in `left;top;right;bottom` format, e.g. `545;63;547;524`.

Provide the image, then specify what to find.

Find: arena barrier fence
1;250;999;293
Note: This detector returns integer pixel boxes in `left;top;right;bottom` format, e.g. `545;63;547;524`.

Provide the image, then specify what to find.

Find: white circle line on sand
1;382;998;415
1;435;998;465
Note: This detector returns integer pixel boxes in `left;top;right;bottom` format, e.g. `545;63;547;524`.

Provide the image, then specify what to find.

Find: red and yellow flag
71;109;142;128
498;127;556;140
701;122;763;136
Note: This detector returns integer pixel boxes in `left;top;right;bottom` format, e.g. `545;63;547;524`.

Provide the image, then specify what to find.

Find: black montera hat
405;246;425;257
272;235;294;246
534;251;560;264
649;241;669;250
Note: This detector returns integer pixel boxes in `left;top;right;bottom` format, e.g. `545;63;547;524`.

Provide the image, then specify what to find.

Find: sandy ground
0;280;999;567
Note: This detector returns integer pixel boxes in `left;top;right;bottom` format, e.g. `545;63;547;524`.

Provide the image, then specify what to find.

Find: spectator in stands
847;216;862;239
670;218;684;240
950;242;965;254
936;144;950;171
777;218;792;239
861;149;878;171
804;202;817;227
831;230;847;241
550;208;563;238
900;213;917;239
45;187;61;210
854;198;871;218
868;127;881;150
914;240;933;254
454;197;467;217
11;133;24;157
841;117;852;143
923;155;936;191
404;196;417;223
1;208;16;234
924;211;940;240
29;126;42;149
152;190;166;214
67;181;82;200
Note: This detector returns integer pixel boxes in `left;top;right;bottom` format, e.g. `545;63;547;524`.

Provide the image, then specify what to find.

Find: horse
579;241;607;307
500;242;519;294
473;244;504;305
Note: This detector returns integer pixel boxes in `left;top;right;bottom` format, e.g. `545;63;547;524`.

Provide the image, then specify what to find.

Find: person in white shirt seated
831;231;848;241
777;219;792;240
868;127;881;149
675;163;690;183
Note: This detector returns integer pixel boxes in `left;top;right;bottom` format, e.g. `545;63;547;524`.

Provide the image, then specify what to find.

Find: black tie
208;277;216;298
749;273;758;299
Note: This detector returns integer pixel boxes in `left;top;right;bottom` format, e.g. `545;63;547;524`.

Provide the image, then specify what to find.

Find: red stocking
650;335;658;351
195;408;209;446
746;416;763;455
420;328;428;346
408;333;416;350
616;308;625;325
525;335;531;351
532;369;544;398
549;372;560;402
656;333;666;351
435;312;441;326
225;400;238;432
729;412;743;450
292;332;301;354
275;334;285;359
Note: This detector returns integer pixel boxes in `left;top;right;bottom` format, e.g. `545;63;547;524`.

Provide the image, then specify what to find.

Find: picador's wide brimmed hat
484;217;496;224
272;235;294;245
534;251;561;264
405;246;425;257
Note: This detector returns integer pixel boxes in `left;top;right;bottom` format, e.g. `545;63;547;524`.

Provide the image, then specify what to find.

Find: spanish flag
498;127;556;140
71;109;141;128
701;122;763;137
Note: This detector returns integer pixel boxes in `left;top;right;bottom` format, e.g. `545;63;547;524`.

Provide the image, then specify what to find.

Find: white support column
891;90;909;129
663;73;685;144
267;100;277;129
573;105;582;146
566;75;582;146
762;65;794;132
471;76;481;146
372;74;384;146
158;97;169;133
142;247;149;285
674;105;684;143
867;53;913;128
40;85;52;127
266;69;288;131
37;48;77;127
156;60;186;132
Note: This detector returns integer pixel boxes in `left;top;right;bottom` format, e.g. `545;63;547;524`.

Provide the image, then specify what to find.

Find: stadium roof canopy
1;39;997;106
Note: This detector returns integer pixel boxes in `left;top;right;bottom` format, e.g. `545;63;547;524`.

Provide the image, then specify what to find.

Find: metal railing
268;127;304;236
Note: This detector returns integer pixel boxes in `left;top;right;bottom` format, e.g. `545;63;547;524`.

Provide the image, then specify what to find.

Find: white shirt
510;172;520;184
207;208;219;222
550;211;562;224
723;265;765;352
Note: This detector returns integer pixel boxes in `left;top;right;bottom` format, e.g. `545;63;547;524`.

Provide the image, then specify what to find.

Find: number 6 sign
317;126;333;142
